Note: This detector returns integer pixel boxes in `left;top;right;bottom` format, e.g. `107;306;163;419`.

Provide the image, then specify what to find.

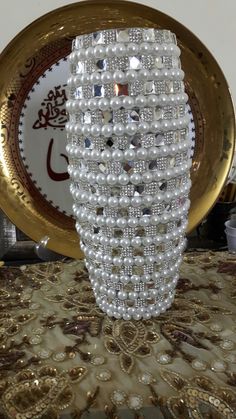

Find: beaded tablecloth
0;251;236;418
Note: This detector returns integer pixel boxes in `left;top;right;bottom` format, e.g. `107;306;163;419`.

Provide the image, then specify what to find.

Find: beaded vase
66;28;192;320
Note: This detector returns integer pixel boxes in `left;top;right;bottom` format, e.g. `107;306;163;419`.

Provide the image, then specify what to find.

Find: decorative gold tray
0;0;234;258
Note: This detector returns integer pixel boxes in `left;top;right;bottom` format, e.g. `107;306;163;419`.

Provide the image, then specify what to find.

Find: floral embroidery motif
103;319;160;373
0;252;235;417
1;367;73;418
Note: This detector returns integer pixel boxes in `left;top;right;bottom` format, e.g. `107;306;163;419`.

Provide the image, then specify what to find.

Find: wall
1;0;235;107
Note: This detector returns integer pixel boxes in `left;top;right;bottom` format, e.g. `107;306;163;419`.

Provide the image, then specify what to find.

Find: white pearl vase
66;28;192;320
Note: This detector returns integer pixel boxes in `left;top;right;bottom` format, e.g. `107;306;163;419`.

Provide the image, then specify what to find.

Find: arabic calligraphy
33;85;67;130
47;138;69;182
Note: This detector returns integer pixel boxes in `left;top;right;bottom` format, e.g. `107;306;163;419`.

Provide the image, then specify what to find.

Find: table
0;251;236;418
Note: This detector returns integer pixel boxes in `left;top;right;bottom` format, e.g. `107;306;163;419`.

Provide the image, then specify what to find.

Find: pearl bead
101;124;113;137
93;45;105;58
112;149;123;161
107;174;117;185
117;218;127;228
142;172;153;183
110;97;121;110
113;70;125;83
124;149;135;160
98;98;109;110
127;43;139;54
126;70;137;81
101;150;111;162
136;148;148;160
135;95;146;107
120;238;130;247
101;71;113;84
129;292;138;300
118;174;129;185
131;196;142;207
119;196;130;207
125;123;137;136
130;173;141;185
122;96;134;109
90;124;100;137
113;123;125;136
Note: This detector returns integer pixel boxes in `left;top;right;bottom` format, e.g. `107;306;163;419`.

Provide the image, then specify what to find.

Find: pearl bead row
69;160;191;186
73;199;189;227
76;219;187;248
87;256;182;282
66;115;190;137
67;68;184;89
69;43;181;63
65;93;188;113
93;290;176;320
80;238;186;265
67;141;190;163
90;275;178;300
71;181;191;208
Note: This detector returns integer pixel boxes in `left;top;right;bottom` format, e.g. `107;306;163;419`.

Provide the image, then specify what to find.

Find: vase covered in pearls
66;28;192;320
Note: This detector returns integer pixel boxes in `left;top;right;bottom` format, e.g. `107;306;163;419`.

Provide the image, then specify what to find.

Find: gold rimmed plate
0;0;235;258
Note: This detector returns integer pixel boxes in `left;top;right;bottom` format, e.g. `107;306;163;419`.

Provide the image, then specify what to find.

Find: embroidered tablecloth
0;251;236;418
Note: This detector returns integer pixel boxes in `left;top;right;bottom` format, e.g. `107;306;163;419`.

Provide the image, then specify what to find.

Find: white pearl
135;256;144;266
113;123;125;136
124;149;135;160
90;124;100;137
139;69;149;80
107;174;117;185
138;122;149;133
113;70;125;83
90;72;101;84
119;196;130;207
118;174;129;185
118;291;127;300
126;70;137;81
108;197;119;207
129;292;138;300
127;218;138;227
135;95;146;107
101;124;113;137
127;43;139;54
120;238;130;247
114;43;126;56
140;42;152;53
125;123;137;136
124;257;133;266
98;98;109;110
122;96;134;109
97;195;107;206
101;71;113;83
101;149;111;162
136;148;148;160
117;218;127;228
142;172;153;183
93;45;105;58
113;257;122;266
123;313;131;320
112;149;123;161
110;97;121;110
131;196;142;207
96;173;106;185
131;237;142;247
110;238;119;247
147;95;158;107
130;173;141;185
120;275;130;284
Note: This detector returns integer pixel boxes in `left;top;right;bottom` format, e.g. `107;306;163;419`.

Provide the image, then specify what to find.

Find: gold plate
0;0;235;258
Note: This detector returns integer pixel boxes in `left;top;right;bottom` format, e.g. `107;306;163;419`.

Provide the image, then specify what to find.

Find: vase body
66;28;192;320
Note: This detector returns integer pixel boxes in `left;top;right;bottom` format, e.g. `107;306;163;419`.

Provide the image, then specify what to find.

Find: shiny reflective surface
0;0;234;258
